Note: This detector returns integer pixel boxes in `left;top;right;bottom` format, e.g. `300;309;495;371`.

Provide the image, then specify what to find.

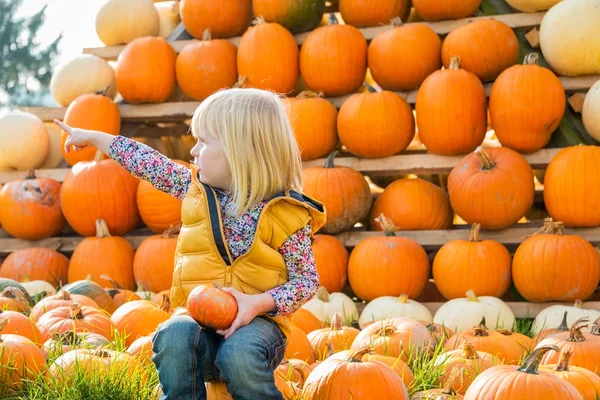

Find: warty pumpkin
60;153;140;237
1;247;68;287
95;0;159;46
133;225;179;293
252;0;325;33
490;53;566;153
340;0;411;27
442;20;519;83
413;0;481;21
115;36;176;104
338;85;415;158
312;234;348;294
179;0;252;38
368;19;442;91
30;290;100;323
540;350;600;399
447;146;534;230
302;151;372;234
299;13;367;96
308;314;360;360
416;57;487;155
435;342;495;395
111;297;171;347
176;30;237;102
433;223;512;300
37;303;116;342
512;218;600;303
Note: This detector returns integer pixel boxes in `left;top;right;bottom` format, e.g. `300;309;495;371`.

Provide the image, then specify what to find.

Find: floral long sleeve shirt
108;136;319;317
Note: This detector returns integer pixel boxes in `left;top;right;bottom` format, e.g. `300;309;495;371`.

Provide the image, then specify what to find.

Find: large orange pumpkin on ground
180;0;252;39
302;152;372;234
544;145;600;228
111;297;171;347
0;247;69;287
512;218;600;303
413;0;481;21
285;324;316;364
176;30;238;102
237;19;298;94
313;234;348;294
415;57;487;155
0;288;30;313
0;171;65;240
371;178;453;231
115;36;176;104
285;91;338;161
299;14;367;96
68;219;136;291
30;290;100;322
338;86;414;158
539;349;600;399
490;53;566;154
0;309;43;345
339;0;411;27
307;314;360;360
60;90;121;166
37;303;116;342
60;153;140;236
133;225;179;293
368;20;442;91
448;146;534;230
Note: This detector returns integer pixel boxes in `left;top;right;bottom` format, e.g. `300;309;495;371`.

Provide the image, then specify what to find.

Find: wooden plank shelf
83;12;546;61
0;148;561;184
21;74;599;123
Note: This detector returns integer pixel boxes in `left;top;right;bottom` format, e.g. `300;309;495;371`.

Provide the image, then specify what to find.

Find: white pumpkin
50;54;117;107
40;123;65;169
532;300;600;334
96;0;160;46
505;0;563;12
540;0;600;76
0;112;49;171
433;290;515;332
358;294;433;329
156;1;181;39
301;287;358;325
583;80;600;142
21;280;57;298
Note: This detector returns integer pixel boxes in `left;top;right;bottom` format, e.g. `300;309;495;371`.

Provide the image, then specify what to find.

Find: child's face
190;133;232;190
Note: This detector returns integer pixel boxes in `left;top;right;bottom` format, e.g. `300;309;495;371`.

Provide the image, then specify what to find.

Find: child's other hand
216;288;276;339
54;119;93;153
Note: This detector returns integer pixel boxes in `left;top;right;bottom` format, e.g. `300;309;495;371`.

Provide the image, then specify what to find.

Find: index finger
54;119;72;134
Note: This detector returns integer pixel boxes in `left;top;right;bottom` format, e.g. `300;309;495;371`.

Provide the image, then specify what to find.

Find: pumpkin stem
461;341;478;360
252;16;266;25
212;282;224;291
330;313;343;331
162;224;181;239
202;28;212;41
531;218;565;237
54;330;80;346
58;290;72;301
557;311;570;332
398;294;409;304
474;147;496;170
234;76;248;88
390;16;403;27
347;346;370;362
328;12;338;25
448;56;461;70
574;299;583;309
25;169;37;180
374;214;398;237
523;53;540;66
377;324;398;337
1;287;29;308
316;286;330;302
466;290;479;303
478;316;488;329
69;303;85;320
469;223;481;242
591;317;600;335
136;281;146;293
93;150;104;162
100;274;122;290
94;86;110;97
91;348;112;358
324;151;339;169
553;350;573;372
567;318;589;342
517;345;559;374
473;326;489;337
363;83;378;93
296;91;324;100
496;329;513;336
95;219;111;238
159;294;171;313
85;274;94;281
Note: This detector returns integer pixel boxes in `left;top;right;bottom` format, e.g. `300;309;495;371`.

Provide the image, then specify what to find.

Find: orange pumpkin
0;288;30;313
60;90;121;165
31;290;100;323
126;335;154;366
276;358;313;389
187;284;238;331
275;362;306;399
176;30;237;102
206;381;234;399
115;36;176;104
308;314;360;360
442;20;519;83
448;146;534;230
68;219;135;291
133;226;179;293
313;234;348;294
136;161;189;234
512;218;600;303
370;178;453;231
180;0;252;38
368;20;442;91
350;317;432;360
37;303;116;342
345;349;415;390
0;309;42;345
302;151;372;234
413;0;481;21
299;14;367;96
237;19;299;94
111;298;171;347
349;214;430;302
103;275;142;309
61;278;116;314
285;91;338;161
338;86;414;158
544;145;600;228
285;324;316;364
490;53;566;154
415;57;487;155
291;308;323;335
0;319;45;393
0;171;65;239
60;153;140;237
433;223;512;300
540;350;600;399
339;0;411;27
435;342;494;395
1;247;69;287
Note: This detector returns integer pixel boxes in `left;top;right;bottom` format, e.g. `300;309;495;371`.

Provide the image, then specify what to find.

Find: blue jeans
152;315;287;400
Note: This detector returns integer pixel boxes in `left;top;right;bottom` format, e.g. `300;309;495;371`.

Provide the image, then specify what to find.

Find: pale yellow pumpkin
50;54;117;107
40;123;65;169
0;112;49;171
583;79;600;142
155;1;181;39
96;0;160;46
505;0;563;12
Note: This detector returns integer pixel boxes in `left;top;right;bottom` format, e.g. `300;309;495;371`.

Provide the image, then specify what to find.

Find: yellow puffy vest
170;169;326;338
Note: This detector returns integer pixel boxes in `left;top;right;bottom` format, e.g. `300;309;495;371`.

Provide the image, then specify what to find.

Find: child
55;88;326;400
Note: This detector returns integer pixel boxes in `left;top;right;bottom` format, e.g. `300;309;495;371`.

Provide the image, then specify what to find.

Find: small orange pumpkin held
0;171;65;240
187;284;238;331
540;349;600;400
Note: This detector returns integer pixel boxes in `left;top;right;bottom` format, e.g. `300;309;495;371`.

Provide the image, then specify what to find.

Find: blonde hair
191;88;302;215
